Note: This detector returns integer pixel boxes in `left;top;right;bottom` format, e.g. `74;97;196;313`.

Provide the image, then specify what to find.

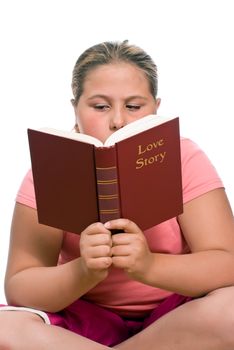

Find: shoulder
180;137;223;203
16;169;36;209
180;137;207;160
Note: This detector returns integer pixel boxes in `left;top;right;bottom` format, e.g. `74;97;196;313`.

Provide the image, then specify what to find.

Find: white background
0;0;233;303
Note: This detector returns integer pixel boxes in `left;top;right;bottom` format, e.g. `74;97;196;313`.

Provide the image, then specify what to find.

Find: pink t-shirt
16;138;223;318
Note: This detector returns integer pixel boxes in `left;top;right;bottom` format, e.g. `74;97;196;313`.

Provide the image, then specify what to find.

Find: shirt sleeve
16;169;37;209
180;138;224;204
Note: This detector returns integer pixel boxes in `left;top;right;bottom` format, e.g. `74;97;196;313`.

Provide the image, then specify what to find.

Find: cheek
78;115;108;141
79;119;95;135
76;108;97;135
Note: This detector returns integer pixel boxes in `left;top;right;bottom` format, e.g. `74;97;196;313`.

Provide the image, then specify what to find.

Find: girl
1;40;234;350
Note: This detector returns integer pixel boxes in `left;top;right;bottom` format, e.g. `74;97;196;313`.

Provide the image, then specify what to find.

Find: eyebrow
87;94;148;101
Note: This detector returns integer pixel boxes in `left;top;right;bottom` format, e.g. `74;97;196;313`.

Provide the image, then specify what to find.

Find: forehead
83;62;150;94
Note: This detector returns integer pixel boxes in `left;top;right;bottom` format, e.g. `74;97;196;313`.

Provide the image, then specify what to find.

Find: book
27;114;183;234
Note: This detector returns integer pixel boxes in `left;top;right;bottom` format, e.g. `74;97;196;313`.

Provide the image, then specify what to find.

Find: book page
39;128;104;147
38;114;174;148
104;114;174;146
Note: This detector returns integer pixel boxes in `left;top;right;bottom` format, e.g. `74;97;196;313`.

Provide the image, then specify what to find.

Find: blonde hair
71;40;158;105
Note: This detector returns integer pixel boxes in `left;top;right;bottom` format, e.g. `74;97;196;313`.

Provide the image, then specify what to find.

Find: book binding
95;147;121;223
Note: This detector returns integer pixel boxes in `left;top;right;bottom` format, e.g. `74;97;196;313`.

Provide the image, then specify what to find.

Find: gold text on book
138;138;164;154
136;138;166;169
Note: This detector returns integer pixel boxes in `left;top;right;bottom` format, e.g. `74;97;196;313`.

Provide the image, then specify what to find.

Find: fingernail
104;221;111;229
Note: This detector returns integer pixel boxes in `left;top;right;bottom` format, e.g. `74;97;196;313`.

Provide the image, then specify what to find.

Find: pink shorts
0;294;192;346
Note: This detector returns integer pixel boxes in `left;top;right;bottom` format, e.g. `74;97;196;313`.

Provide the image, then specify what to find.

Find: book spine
94;146;121;223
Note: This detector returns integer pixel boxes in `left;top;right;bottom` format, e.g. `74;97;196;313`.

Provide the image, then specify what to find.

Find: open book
28;114;183;233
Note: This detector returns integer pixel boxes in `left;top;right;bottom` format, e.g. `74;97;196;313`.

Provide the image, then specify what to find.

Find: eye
126;104;141;111
93;104;110;111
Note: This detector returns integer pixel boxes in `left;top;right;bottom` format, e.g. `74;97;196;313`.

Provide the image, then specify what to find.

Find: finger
85;245;112;259
111;256;131;270
86;257;112;270
86;233;112;247
112;233;136;246
84;222;111;235
111;244;131;257
104;218;141;233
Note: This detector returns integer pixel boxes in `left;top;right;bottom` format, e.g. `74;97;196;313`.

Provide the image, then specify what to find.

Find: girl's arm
109;188;234;296
4;203;112;312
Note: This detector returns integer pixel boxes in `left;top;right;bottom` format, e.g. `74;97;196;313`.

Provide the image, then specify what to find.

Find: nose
110;109;126;130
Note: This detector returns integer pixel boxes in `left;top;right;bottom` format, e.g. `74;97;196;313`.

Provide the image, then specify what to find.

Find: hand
80;222;112;281
104;219;154;281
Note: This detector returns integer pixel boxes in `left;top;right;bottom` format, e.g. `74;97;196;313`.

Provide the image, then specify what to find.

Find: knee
0;312;15;349
0;310;42;349
195;287;234;346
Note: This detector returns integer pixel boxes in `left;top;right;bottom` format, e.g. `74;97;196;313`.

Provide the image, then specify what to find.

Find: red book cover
28;115;183;233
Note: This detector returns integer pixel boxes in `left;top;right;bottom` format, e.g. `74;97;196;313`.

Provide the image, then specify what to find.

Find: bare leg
0;311;111;350
2;287;234;349
115;286;234;350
